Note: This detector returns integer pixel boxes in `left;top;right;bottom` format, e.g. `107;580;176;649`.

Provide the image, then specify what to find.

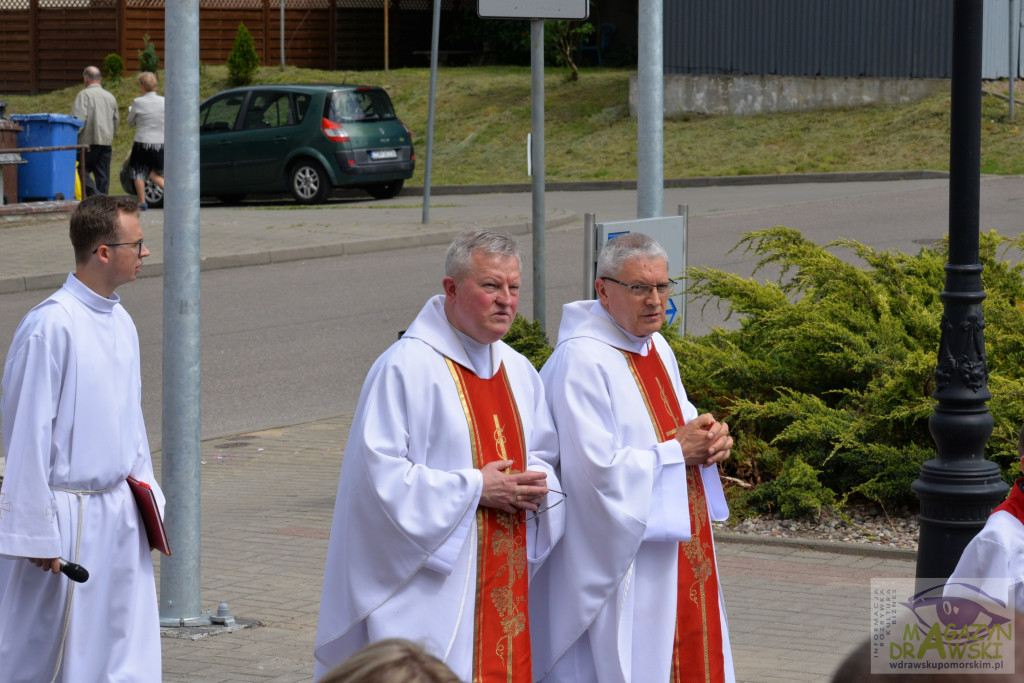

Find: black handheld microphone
58;558;89;583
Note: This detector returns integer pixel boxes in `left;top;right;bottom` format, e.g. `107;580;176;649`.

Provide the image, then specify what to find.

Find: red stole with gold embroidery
446;358;532;683
621;344;726;683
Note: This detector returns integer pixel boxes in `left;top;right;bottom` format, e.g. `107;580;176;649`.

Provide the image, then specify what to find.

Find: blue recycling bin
11;113;83;202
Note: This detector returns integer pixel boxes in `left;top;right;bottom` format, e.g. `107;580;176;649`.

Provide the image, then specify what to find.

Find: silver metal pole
678;204;688;335
637;0;664;218
161;0;204;626
280;0;285;69
584;212;596;299
531;19;546;331
1011;0;1018;119
422;0;441;224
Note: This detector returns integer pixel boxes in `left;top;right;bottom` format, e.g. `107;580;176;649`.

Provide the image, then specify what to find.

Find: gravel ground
713;504;920;551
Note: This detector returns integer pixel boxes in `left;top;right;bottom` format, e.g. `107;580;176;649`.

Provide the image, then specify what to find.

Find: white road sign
478;0;589;20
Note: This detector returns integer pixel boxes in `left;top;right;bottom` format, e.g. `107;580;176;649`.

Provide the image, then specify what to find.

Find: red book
126;476;171;556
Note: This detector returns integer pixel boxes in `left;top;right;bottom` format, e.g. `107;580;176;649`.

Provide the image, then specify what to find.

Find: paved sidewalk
156;415;916;683
0;192;577;294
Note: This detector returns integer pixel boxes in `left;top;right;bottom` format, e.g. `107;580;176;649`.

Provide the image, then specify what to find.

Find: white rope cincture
47;483;118;683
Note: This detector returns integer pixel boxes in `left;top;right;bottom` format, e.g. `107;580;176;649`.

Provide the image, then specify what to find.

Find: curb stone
715;530;917;560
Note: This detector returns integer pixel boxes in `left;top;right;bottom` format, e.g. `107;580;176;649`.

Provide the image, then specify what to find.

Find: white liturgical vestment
314;295;564;681
531;300;734;683
947;480;1024;612
0;273;163;683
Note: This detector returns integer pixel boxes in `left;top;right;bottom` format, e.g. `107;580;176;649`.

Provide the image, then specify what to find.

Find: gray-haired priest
314;229;564;683
531;232;735;683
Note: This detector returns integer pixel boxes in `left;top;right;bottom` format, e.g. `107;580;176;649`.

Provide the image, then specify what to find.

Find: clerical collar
450;326;493;377
589;300;653;355
66;273;120;313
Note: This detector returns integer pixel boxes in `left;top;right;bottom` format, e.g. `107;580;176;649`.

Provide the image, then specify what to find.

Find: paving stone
148;412;917;682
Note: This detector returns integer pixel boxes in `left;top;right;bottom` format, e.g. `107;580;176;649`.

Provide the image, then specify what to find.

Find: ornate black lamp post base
914;440;1007;580
915;266;1006;579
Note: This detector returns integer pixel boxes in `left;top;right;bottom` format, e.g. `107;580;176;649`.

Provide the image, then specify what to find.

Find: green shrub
744;456;837;518
103;54;125;86
666;227;1024;517
503;315;553;370
546;20;595;82
227;23;260;86
138;34;159;74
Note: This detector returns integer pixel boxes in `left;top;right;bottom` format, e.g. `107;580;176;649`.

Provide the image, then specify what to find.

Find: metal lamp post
912;0;1009;581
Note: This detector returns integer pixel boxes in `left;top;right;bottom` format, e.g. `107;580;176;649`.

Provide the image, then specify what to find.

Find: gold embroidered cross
45;499;57;524
493;414;509;461
0;492;10;520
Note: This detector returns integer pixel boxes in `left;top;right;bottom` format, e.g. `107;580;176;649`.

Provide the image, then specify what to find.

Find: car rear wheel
365;179;404;200
288;160;330;205
119;159;164;208
142;180;164;208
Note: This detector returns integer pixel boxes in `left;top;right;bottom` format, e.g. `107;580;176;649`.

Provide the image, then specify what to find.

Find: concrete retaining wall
629;75;951;117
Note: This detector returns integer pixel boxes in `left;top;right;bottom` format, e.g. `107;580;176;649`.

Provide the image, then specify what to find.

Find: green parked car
121;83;415;206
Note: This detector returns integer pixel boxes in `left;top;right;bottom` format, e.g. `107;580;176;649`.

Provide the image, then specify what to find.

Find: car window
328;90;397;123
294;94;311;123
243;92;294;130
200;95;244;133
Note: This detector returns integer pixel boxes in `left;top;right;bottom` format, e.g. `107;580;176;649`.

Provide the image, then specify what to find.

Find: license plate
370;149;398;160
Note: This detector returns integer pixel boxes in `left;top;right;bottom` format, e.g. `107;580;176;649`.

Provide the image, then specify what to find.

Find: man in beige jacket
71;65;119;196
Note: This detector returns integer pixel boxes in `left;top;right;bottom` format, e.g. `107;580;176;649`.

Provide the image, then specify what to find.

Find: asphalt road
1;177;1021;451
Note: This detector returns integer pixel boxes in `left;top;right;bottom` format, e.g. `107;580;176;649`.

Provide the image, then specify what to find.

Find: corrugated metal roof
665;0;1022;79
665;0;955;78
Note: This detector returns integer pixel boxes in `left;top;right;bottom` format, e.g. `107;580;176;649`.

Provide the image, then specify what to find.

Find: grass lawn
5;65;1023;187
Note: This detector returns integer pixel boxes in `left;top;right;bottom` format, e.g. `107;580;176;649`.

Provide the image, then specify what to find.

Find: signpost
476;1;588;331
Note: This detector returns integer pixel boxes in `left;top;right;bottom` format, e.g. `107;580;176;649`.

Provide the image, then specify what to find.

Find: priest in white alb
531;232;735;683
0;194;162;682
314;229;565;682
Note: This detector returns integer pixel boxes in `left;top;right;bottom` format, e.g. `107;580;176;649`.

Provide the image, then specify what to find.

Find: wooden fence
0;0;466;94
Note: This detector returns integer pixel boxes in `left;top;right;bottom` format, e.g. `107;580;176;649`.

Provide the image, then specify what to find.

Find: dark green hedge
666;227;1024;517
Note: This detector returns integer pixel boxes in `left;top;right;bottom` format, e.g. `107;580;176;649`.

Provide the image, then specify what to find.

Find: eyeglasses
92;239;144;256
524;489;567;522
601;277;677;298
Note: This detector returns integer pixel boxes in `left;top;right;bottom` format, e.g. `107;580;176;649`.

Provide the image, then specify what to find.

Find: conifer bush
227;23;260;86
746;456;837;518
665;227;1024;517
138;35;159;74
505;315;553;370
103;54;125;87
